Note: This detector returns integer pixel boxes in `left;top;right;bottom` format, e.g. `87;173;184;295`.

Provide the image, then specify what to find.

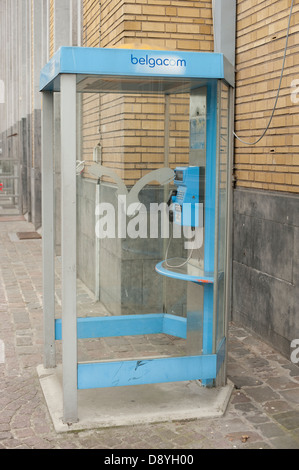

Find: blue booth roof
40;47;234;93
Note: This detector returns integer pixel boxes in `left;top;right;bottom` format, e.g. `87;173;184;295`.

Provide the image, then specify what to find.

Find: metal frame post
60;74;78;424
222;85;235;385
41;91;56;369
201;81;218;388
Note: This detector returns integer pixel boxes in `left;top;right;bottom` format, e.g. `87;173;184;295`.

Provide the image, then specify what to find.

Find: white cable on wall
164;230;194;269
234;0;294;146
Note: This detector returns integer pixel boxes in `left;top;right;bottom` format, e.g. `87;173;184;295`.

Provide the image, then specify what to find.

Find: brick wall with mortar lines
82;92;191;185
44;0;299;192
81;0;101;171
100;0;213;50
99;94;190;184
81;0;214;184
234;0;299;193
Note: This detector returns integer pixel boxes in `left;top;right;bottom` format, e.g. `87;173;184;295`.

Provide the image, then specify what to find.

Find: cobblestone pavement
0;217;299;450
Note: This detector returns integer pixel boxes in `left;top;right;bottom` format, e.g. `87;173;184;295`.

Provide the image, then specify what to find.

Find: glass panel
216;81;230;349
53;92;62;365
75;81;208;362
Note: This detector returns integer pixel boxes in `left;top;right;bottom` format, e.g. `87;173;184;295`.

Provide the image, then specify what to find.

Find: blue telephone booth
40;47;234;425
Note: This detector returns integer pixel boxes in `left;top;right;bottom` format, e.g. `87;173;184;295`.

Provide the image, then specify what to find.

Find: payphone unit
170;166;205;228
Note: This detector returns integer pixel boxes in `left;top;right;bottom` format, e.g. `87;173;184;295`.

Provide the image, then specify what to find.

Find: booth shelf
155;260;214;285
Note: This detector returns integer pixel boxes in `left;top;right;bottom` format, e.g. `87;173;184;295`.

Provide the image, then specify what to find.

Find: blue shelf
55;313;187;340
155;260;214;285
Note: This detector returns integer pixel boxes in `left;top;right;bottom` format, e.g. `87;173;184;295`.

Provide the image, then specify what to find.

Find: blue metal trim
55;313;187;340
200;81;218;388
163;314;187;339
40;47;234;91
202;284;214;355
204;81;218;273
77;354;217;389
202;283;215;387
155;261;214;284
40;48;62;92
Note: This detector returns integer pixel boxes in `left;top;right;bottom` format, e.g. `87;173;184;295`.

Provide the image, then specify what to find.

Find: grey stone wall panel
232;188;299;358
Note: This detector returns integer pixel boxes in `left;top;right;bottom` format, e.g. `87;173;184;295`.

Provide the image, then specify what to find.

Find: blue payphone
169;166;205;228
165;166;205;269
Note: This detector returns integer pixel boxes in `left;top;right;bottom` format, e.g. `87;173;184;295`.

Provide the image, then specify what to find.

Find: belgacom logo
131;54;187;69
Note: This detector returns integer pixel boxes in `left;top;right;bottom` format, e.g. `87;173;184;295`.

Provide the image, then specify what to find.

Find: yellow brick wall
234;0;299;193
83;0;101;47
81;0;214;184
98;93;190;184
81;1;101;168
100;0;213;51
47;0;299;193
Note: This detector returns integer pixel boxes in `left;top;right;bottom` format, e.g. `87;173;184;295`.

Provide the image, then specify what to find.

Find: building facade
233;0;299;356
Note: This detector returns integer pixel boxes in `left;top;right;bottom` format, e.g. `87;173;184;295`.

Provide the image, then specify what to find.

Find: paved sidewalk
0;217;299;449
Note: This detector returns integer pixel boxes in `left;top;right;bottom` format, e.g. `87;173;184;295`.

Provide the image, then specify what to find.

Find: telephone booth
40;47;234;425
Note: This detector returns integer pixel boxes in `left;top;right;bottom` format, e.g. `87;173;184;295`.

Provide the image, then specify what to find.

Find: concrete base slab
37;364;234;433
